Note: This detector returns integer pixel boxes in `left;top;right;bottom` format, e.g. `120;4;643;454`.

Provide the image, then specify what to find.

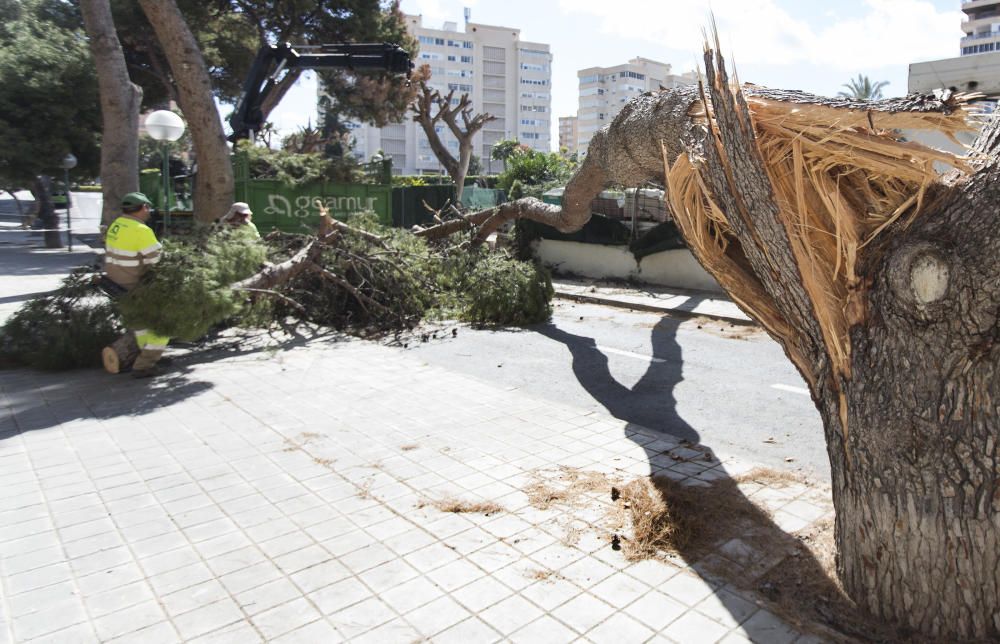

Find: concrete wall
533;239;724;294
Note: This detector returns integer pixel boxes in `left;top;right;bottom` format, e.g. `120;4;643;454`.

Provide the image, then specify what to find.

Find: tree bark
80;0;142;230
415;44;998;639
831;162;1000;638
138;0;233;224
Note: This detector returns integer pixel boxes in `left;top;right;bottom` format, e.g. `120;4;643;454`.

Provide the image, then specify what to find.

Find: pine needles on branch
0;211;555;371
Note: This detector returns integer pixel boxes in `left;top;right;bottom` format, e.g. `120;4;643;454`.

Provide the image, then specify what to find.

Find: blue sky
267;0;965;149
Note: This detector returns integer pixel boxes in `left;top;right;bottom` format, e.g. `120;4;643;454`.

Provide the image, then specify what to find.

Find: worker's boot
131;348;164;379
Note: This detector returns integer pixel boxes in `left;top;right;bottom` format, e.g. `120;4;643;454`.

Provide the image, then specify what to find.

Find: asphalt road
405;300;830;483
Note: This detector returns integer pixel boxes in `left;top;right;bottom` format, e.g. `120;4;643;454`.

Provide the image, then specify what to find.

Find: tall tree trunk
80;0;142;230
31;176;62;249
138;0;233;223
831;168;1000;638
416;44;1000;639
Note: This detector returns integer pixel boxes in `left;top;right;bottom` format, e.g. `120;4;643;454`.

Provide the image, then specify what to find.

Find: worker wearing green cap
104;192;170;378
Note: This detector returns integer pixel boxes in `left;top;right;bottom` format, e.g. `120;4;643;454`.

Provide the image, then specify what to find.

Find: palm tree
838;74;889;100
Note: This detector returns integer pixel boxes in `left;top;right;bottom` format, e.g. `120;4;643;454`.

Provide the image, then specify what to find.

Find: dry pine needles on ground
612;470;904;642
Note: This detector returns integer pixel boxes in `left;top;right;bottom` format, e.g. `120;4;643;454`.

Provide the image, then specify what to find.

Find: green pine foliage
2;216;554;371
117;227;267;341
0;269;122;370
461;251;554;327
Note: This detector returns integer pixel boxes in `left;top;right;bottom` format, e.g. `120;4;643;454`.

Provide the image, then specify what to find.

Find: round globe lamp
145;110;186;234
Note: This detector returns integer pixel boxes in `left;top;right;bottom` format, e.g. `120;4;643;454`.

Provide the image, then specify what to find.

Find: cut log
102;332;139;374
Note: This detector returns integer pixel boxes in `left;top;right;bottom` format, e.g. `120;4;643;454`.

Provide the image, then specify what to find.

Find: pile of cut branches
0;208;554;370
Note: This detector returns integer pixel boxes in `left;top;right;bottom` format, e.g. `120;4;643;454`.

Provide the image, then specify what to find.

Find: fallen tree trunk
418;41;999;639
101;332;139;374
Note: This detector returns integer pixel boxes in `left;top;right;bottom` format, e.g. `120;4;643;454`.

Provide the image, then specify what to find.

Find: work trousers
132;329;170;371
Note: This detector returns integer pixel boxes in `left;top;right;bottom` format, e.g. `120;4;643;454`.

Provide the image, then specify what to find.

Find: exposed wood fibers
666;84;979;387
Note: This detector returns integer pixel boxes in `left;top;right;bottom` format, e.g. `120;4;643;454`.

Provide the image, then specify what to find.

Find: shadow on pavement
0;325;345;439
0;366;214;438
535;316;871;642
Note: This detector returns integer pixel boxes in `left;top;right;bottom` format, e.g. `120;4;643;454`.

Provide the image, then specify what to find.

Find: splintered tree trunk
834;180;1000;636
80;0;142;229
416;43;1000;639
138;0;234;223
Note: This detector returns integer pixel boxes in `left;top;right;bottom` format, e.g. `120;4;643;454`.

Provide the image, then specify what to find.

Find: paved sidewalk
0;332;833;643
551;280;751;326
0;230;98;325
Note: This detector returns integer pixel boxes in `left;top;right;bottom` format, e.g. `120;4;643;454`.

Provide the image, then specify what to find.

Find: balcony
962;31;1000;43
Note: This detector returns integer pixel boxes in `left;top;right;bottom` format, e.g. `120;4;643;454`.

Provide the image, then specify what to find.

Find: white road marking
772;384;810;396
597;345;666;364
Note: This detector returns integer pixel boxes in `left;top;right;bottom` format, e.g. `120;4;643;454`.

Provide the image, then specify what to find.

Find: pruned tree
138;0;234;222
418;41;1000;640
80;0;143;228
411;79;496;203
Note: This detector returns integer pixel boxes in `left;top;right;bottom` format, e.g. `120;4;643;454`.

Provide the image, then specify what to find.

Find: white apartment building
558;116;578;155
907;4;998;156
575;57;696;156
910;0;1000;96
333;13;552;175
960;0;1000;56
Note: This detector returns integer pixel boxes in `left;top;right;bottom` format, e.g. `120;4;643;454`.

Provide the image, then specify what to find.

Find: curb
553;289;757;326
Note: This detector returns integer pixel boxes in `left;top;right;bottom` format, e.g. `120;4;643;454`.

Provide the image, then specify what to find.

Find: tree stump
102;332;139;374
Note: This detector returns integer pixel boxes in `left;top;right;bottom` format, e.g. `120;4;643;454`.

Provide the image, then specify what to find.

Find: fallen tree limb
231;240;322;292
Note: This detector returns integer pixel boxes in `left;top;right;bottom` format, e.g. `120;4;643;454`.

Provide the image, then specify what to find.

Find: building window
579;74;599;84
463;41;473;49
447;55;456;61
520;63;549;72
521;78;547;86
522;132;541;140
418;35;435;45
461;55;473;64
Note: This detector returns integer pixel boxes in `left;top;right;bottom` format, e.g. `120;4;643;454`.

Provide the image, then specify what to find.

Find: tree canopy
113;0;418;134
0;0;100;186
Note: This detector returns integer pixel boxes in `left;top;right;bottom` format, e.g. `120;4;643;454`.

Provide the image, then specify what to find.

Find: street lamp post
61;153;77;252
144;110;186;236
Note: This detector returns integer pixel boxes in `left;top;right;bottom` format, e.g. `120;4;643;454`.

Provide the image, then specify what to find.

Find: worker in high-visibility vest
104;192;170;378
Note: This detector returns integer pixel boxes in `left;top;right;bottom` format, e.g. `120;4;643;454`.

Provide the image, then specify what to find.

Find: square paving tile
327;596;396;640
251;597;323;641
550;592;617;634
404;595;472;638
